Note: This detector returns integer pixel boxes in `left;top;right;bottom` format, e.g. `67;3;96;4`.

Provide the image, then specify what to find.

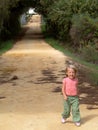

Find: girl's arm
77;86;80;96
76;78;80;96
62;84;67;100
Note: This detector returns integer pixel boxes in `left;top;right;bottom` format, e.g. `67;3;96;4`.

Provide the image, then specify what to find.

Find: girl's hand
64;96;67;100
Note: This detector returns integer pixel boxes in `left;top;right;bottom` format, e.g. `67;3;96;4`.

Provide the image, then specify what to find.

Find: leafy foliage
39;0;98;64
79;44;98;64
47;0;72;39
0;0;38;41
70;14;98;47
39;0;98;42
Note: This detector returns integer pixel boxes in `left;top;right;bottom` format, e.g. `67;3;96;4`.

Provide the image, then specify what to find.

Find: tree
0;0;38;41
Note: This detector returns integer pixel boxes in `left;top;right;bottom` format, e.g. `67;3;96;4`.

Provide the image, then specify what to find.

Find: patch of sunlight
4;49;60;55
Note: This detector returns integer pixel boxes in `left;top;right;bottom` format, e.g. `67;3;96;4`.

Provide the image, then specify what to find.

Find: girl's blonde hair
65;65;77;77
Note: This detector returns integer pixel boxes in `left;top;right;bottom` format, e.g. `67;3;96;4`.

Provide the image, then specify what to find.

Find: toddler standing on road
61;65;81;126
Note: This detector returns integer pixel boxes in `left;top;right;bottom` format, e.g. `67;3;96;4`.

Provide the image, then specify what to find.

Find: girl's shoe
75;122;81;126
61;118;66;123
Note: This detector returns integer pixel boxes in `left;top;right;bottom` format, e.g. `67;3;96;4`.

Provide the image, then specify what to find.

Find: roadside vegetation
0;40;13;55
0;0;38;54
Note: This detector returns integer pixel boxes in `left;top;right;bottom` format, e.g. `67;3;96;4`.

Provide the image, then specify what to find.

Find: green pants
62;96;81;122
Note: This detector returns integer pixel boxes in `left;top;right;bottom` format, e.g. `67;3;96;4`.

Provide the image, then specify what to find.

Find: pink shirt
63;77;78;96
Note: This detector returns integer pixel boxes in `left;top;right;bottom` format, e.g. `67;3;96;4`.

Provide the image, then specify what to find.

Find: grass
0;40;13;55
45;37;98;85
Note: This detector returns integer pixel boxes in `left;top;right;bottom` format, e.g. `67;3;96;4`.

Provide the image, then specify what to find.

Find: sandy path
0;15;98;130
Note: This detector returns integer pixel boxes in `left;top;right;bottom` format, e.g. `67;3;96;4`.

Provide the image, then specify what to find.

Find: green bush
70;14;98;48
79;44;98;64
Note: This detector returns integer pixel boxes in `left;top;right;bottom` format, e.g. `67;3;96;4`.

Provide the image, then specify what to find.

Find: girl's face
66;68;76;79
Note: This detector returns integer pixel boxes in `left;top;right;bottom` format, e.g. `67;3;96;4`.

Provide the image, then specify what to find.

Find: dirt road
0;15;98;130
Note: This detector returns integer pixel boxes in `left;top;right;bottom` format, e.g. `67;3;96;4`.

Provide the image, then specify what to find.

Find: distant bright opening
28;8;37;15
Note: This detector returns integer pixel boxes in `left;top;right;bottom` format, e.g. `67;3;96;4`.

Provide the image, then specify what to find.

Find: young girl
61;65;81;126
